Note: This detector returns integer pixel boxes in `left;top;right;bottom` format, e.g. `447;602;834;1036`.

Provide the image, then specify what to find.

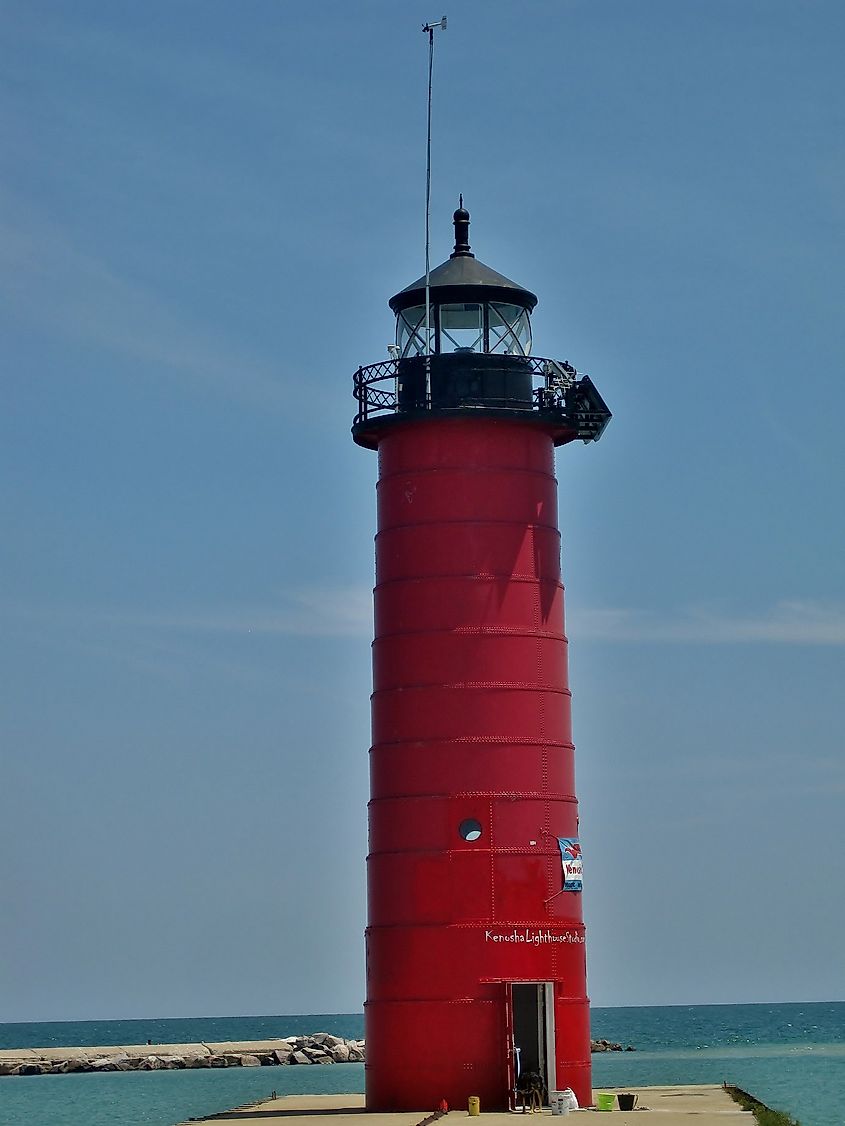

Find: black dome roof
389;205;538;314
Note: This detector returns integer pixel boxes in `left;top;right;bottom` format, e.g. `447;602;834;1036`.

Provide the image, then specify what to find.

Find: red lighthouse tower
353;205;610;1112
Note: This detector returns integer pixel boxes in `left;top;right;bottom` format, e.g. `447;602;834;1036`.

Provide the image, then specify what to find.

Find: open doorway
510;983;556;1105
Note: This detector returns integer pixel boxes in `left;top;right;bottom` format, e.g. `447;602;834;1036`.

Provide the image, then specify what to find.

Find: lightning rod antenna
422;16;447;403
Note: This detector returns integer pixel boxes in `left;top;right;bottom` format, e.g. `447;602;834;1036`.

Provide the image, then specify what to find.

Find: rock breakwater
0;1034;365;1077
0;1034;632;1077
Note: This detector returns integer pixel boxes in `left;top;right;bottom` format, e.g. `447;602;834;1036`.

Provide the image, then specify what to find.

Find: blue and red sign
558;838;583;892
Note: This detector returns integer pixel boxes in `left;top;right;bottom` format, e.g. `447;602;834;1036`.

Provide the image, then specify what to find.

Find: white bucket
549;1093;570;1116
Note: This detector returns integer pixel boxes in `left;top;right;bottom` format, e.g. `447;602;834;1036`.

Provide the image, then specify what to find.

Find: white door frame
544;982;556;1095
509;982;557;1098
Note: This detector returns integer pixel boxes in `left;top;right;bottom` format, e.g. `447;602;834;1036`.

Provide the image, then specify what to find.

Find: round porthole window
459;818;482;842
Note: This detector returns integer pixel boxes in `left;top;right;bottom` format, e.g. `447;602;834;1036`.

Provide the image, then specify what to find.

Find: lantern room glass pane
489;302;532;356
440;303;483;353
396;306;429;357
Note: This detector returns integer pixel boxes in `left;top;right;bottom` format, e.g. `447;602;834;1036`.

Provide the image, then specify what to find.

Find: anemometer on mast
422;16;447;401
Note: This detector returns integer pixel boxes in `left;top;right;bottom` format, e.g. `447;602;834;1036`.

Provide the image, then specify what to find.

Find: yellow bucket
468;1096;480;1116
596;1092;616;1111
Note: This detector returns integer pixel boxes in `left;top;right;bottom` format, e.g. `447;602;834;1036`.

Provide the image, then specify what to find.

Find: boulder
301;1046;328;1060
183;1055;210;1069
330;1043;350;1063
348;1047;365;1062
588;1038;633;1053
19;1063;50;1076
310;1033;343;1048
136;1056;165;1070
58;1058;92;1073
90;1057;120;1071
289;1051;311;1065
273;1049;292;1065
208;1055;229;1068
240;1055;261;1067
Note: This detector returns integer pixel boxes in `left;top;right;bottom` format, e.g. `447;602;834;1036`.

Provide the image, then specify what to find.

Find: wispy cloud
568;599;845;645
0;191;290;410
1;587;372;692
3;586;373;643
117;586;374;640
7;592;845;647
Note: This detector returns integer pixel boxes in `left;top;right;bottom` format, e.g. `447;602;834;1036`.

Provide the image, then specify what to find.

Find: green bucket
596;1092;616;1111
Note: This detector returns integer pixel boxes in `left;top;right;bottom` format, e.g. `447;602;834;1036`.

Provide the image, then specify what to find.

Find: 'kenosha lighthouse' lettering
484;928;585;945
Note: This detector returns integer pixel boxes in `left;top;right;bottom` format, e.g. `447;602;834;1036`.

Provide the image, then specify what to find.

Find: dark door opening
511;983;549;1102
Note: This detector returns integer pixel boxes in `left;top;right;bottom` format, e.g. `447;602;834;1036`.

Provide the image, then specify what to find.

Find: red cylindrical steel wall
366;417;590;1110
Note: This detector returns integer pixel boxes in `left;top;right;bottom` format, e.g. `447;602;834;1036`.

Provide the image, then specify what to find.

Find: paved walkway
180;1087;748;1125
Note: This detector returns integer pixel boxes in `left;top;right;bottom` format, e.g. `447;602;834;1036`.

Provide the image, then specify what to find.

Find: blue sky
2;0;843;1022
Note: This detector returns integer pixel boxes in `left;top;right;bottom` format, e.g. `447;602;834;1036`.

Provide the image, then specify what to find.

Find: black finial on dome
451;197;473;259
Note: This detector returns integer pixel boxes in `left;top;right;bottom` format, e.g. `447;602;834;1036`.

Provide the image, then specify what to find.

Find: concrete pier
178;1087;752;1125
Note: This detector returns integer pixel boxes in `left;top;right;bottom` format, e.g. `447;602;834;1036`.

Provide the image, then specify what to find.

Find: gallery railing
352;354;611;443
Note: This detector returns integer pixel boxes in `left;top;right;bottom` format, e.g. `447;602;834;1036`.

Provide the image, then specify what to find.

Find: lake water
1;1002;842;1126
